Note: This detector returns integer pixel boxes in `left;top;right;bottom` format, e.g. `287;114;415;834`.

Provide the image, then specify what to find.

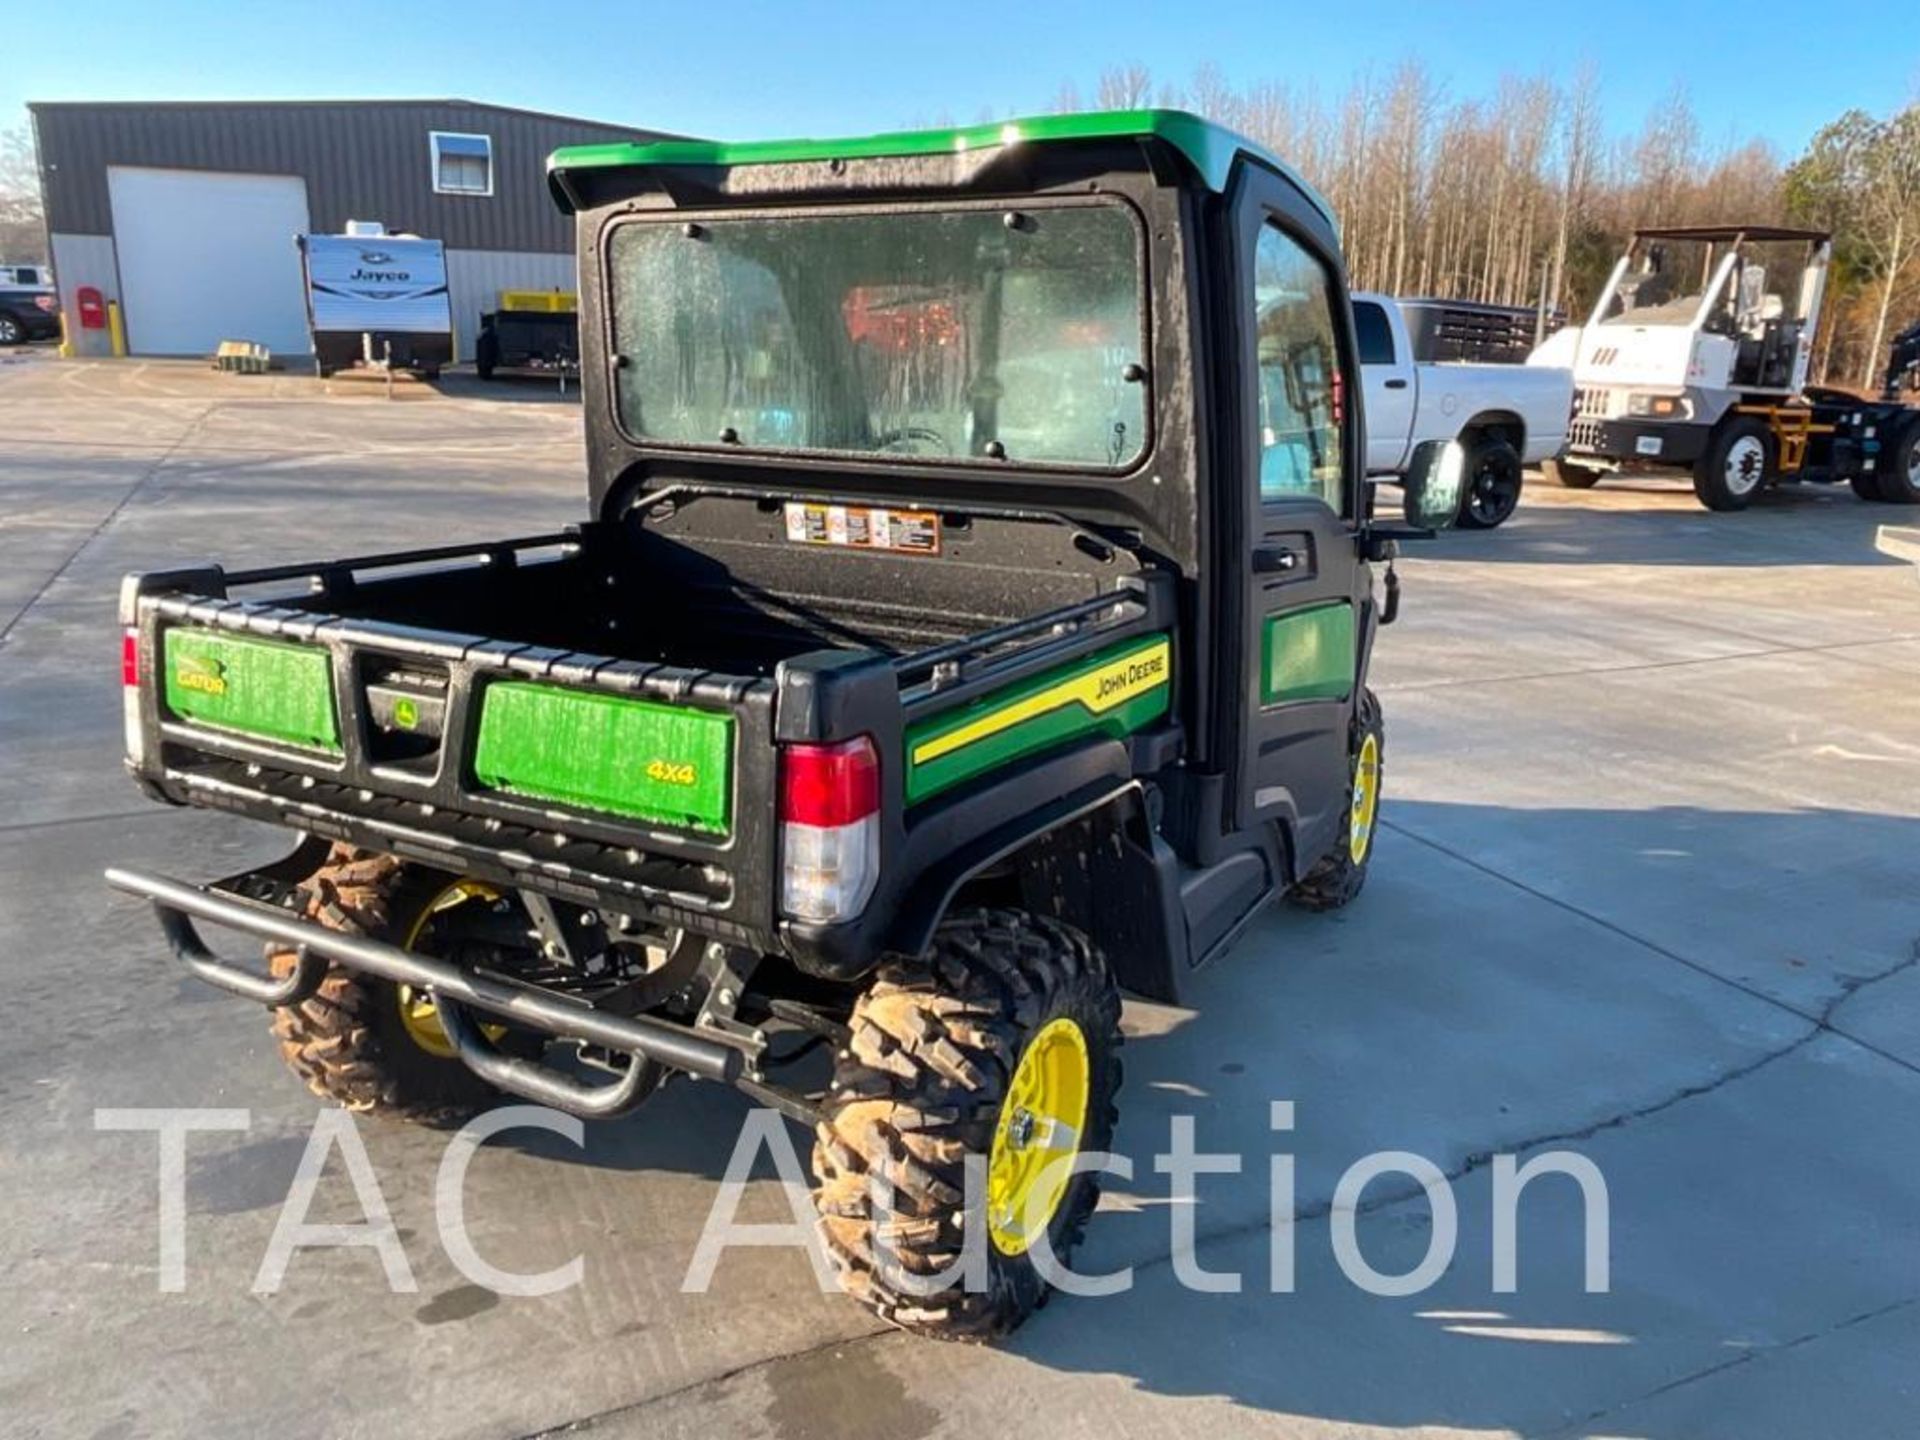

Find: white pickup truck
1353;293;1574;528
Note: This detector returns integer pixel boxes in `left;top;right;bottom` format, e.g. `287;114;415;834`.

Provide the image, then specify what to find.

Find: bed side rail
894;571;1174;721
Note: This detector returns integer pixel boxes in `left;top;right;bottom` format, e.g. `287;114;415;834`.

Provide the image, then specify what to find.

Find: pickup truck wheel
1289;689;1383;912
0;313;22;345
1543;458;1602;489
1692;417;1774;511
1453;437;1524;529
266;846;522;1125
813;909;1122;1341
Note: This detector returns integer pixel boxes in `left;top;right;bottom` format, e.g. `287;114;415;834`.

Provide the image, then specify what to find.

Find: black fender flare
781;737;1186;996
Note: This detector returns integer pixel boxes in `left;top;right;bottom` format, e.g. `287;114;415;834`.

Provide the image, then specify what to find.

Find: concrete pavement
1;359;1915;1439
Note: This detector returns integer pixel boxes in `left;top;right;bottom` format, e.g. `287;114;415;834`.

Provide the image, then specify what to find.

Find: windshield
1599;239;1718;327
1598;236;1814;337
607;204;1148;468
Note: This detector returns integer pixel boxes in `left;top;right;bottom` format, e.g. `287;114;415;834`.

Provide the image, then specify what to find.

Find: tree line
3;73;1915;386
0;127;42;268
1057;64;1919;388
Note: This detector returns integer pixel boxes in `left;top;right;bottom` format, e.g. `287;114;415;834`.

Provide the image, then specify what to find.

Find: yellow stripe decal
911;637;1171;765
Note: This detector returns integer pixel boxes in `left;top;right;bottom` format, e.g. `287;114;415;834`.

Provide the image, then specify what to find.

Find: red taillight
780;737;881;922
780;737;880;827
34;294;57;314
122;628;148;767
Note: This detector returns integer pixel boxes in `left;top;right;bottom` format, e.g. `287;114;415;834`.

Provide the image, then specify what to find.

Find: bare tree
0;125;46;265
1037;61;1809;325
1547;62;1602;316
1095;65;1154;111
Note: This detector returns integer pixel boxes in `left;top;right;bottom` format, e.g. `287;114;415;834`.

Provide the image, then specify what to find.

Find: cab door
1224;171;1371;878
1354;297;1415;473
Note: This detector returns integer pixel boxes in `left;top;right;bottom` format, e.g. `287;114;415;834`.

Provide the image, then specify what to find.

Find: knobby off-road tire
267;845;507;1125
813;909;1123;1341
1289;688;1384;912
1543;457;1602;490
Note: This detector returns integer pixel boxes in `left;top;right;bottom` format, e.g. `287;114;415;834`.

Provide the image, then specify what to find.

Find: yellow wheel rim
986;1016;1091;1257
1349;732;1381;865
398;880;507;1060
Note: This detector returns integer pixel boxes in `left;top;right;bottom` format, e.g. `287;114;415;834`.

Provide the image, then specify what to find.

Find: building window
430;132;493;196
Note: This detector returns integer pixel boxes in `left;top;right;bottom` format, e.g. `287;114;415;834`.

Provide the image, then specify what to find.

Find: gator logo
174;654;228;697
645;759;698;787
392;697;420;731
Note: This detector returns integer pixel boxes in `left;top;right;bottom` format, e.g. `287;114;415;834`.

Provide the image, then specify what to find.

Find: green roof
548;109;1334;226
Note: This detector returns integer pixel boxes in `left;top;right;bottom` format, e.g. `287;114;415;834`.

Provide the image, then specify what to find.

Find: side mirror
1402;439;1465;531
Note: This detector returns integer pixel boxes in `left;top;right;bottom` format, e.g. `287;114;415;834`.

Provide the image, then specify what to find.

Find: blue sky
6;1;1914;158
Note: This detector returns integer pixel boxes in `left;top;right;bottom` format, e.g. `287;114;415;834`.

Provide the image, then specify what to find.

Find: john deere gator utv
107;111;1462;1339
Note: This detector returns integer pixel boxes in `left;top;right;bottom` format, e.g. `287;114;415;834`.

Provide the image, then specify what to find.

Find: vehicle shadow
156;796;1919;1435
428;371;582;405
980;797;1920;1438
498;1056;812;1180
1381;474;1913;568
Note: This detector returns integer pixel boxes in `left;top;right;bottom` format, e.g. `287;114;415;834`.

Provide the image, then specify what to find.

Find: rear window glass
606;204;1149;469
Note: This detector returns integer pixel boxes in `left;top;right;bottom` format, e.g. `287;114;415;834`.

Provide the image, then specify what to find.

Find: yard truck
106;111;1463;1339
1536;225;1920;510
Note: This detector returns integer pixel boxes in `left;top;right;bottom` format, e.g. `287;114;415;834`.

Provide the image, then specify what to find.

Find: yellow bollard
57;310;72;359
107;300;127;357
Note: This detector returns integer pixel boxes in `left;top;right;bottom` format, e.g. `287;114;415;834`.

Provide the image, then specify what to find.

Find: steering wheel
874;426;953;456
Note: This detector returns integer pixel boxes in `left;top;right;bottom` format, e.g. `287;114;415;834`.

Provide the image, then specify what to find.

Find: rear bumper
105;862;748;1114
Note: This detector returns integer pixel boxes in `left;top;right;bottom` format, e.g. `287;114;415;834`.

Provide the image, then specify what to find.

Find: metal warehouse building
29;99;665;361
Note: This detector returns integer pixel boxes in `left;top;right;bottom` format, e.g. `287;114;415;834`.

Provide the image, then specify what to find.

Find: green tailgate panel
473;682;732;833
1261;601;1355;705
162;629;341;752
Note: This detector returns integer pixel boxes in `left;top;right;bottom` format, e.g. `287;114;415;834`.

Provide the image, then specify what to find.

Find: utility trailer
1539;225;1920;509
475;290;580;381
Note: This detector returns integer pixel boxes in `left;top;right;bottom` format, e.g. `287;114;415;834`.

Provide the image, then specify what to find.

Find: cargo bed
120;495;1172;965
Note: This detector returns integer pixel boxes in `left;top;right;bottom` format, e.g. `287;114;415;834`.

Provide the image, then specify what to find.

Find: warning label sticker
783;503;941;556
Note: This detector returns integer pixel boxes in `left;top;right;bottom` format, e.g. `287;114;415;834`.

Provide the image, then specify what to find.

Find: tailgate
121;541;779;946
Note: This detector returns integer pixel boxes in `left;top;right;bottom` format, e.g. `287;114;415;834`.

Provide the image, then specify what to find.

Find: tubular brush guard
104;864;746;1117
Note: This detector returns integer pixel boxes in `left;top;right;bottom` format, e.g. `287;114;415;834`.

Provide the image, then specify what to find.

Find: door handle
1252;543;1300;575
1384;378;1409;390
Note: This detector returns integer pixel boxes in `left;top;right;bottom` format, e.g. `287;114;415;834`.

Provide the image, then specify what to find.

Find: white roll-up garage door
107;167;313;358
